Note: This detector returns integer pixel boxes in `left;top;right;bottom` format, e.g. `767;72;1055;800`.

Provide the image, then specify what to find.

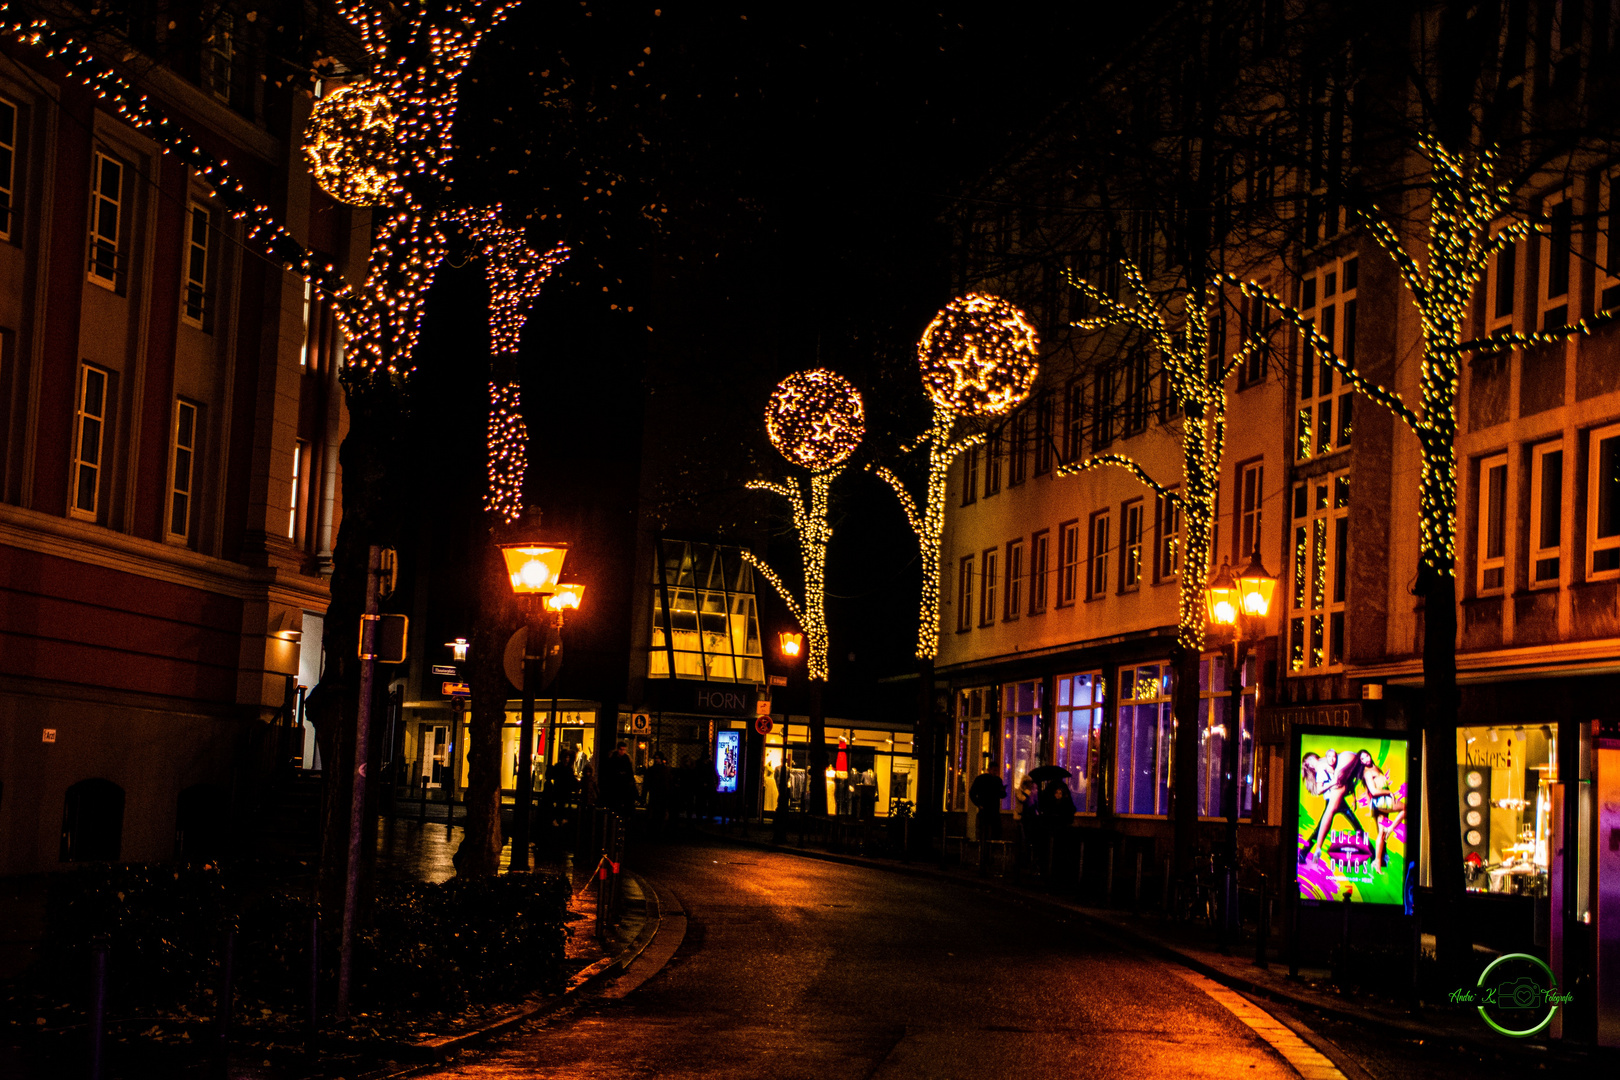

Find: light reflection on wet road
421;837;1299;1080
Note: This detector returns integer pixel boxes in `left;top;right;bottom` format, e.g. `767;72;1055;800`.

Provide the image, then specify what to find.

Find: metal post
307;913;320;1056
447;698;463;835
1222;634;1247;945
1255;874;1270;969
1105;846;1115;906
88;939;108;1080
510;602;541;873
337;543;382;1019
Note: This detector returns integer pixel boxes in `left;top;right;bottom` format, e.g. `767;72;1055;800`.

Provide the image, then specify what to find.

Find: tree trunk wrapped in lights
440;207;569;877
1224;136;1619;979
1057;260;1270;887
743;369;866;817
871;294;1039;841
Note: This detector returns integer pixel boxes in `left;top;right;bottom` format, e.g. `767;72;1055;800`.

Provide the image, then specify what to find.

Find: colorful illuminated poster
715;729;740;794
1295;730;1409;904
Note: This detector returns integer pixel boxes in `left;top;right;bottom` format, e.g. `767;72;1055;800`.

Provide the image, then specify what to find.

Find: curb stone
342;872;665;1080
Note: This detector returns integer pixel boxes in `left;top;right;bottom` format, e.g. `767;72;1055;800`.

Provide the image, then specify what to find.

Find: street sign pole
337;543;381;1019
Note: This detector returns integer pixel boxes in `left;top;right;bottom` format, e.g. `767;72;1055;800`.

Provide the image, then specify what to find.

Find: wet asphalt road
420;836;1564;1080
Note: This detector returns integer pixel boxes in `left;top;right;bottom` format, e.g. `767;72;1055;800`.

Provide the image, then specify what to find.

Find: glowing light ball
302;82;401;207
765;368;865;471
918;293;1040;416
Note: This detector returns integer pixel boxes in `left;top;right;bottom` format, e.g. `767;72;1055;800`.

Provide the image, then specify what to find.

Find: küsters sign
1255;702;1360;745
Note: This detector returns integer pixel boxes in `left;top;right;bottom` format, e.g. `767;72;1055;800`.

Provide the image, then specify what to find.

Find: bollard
1105;846;1115;906
1255;874;1270;969
216;928;235;1076
88;939;108;1080
306;913;320;1056
1133;850;1143;909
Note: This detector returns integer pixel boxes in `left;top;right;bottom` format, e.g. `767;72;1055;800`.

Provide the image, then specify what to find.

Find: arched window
175;784;229;861
60;779;125;862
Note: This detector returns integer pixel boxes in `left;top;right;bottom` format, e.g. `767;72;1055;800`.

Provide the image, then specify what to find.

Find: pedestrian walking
603;742;638;822
644;752;673;837
1039;777;1077;886
1013;773;1040;879
968;760;1006;877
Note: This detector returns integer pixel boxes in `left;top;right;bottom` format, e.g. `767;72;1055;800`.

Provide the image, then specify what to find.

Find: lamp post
775;631;805;843
499;542;568;873
1205;549;1276;942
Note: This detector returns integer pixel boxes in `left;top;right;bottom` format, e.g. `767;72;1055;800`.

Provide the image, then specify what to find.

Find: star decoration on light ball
765;368;866;472
303;81;402;207
918;293;1040;416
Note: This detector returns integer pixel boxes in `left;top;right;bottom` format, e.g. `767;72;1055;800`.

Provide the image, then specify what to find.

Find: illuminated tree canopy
304;81;402;207
765;367;866;473
917;292;1040;417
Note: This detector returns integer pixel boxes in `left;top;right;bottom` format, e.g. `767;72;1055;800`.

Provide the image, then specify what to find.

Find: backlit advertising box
715;729;740;794
1293;725;1410;904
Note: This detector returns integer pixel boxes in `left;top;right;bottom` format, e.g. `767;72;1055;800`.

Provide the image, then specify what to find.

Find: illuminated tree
871;293;1038;835
1225;135;1618;970
441;207;569;876
744;369;865;816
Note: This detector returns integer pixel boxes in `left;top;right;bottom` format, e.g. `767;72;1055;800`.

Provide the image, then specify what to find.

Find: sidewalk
695;822;1614;1071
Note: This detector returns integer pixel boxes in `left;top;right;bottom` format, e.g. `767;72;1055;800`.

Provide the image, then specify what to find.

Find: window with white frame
1288;471;1349;672
183;202;209;326
1058;519;1080;606
1121;499;1144;589
1590;424;1620;578
1296;257;1357;461
1087;510;1111;599
979;546;998;626
1034;391;1054;475
71;363;109;518
1008;411;1027;486
0;96;17;241
1485;223;1518;332
984;428;1001;496
956;555;974;631
88;152;122;287
1599;168;1620;314
1115;660;1173;815
1155;490;1181;581
1538;189;1573;331
1004;538;1023;620
1530;440;1564;586
1238;460;1264;560
1064;378;1085;463
961;444;978;506
169;399;198;540
289;440;305;540
1195;653;1257;818
203;10;233;101
1029;529;1049;614
1055;670;1105;813
1477;452;1508;593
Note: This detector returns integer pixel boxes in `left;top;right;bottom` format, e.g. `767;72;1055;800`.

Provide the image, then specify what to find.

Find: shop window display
1055;672;1104;812
1456;725;1554;897
762;723;914;817
1001;681;1042;811
1195;654;1257;818
1115;662;1174;815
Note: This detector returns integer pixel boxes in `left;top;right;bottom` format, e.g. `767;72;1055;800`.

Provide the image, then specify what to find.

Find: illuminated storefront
762;719;915;818
1455;724;1554;898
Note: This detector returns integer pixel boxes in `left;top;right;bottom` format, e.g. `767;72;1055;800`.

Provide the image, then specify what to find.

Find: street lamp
499;540;569;873
778;630;804;659
774;629;806;841
1205;548;1276;942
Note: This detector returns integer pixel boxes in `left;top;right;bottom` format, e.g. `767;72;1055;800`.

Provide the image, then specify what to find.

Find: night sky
403;3;1162;710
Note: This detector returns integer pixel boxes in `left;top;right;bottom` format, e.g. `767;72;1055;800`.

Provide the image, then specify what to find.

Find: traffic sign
432;664;458;676
631;713;651;733
442;681;471;697
359;613;408;663
754;715;773;736
768;675;787;687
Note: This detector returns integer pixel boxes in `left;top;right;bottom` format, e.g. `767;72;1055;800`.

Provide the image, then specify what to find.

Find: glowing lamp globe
779;630;804;659
1205;559;1238;627
302;81;401;207
765;369;865;471
1236;549;1277;618
918;293;1040;417
545;583;586;612
500;543;568;597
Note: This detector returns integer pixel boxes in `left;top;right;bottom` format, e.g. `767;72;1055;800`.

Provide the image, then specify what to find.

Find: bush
25;864;572;1019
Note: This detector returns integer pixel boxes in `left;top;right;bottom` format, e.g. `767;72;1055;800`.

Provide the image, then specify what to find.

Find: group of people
1299;746;1405;870
967;759;1078;879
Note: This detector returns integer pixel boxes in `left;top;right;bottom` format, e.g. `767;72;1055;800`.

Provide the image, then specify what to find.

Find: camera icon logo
1493;977;1542;1010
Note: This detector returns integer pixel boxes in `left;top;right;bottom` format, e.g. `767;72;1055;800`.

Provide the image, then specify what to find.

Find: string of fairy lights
1225;136;1619;582
0;4;347;297
1060;263;1236;652
743;369;865;682
443;207;571;523
873;294;1039;662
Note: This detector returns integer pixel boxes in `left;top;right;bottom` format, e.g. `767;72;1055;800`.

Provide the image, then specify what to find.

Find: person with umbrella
1033;764;1077;886
968;755;1006;877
